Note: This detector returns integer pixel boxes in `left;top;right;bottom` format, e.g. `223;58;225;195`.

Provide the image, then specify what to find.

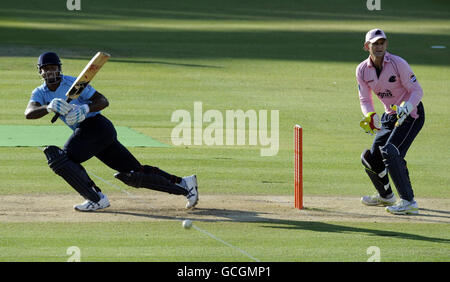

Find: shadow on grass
2;0;450;22
1;0;449;65
420;208;450;215
258;220;450;244
2;28;448;67
100;207;450;244
102;58;222;69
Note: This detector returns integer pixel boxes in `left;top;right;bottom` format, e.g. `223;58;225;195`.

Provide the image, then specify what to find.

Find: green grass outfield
0;222;448;262
0;0;449;262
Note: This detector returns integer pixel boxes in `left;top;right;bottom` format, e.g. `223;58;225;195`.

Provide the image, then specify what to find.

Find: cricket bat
51;52;111;123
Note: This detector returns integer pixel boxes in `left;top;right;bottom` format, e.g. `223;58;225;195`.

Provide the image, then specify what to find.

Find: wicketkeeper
25;52;199;211
356;29;425;215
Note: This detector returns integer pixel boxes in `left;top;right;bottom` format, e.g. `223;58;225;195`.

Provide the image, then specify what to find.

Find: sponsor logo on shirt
389;75;396;82
377;89;393;99
410;74;417;83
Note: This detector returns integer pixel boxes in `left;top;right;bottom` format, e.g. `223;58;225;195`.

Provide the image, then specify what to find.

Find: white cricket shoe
386;199;419;215
183;175;198;209
74;192;110;212
361;193;396;206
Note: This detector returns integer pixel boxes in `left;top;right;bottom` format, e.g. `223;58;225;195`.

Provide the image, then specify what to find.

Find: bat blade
66;52;110;100
51;52;111;123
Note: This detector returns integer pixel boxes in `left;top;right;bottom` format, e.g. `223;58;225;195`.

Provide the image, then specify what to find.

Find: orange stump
294;125;303;209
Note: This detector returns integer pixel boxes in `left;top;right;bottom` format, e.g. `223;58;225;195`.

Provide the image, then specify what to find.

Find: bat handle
50;98;72;124
51;113;60;123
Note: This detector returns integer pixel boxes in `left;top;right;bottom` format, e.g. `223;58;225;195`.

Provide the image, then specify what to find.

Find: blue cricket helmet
37;52;63;85
37;52;62;69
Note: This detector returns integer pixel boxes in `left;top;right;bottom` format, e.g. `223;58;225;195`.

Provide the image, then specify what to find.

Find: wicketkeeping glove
47;98;72;116
360;112;381;135
65;104;89;126
390;101;413;127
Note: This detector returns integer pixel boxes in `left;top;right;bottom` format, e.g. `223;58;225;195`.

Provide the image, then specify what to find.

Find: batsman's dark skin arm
86;92;109;112
25;92;109;119
24;102;50;119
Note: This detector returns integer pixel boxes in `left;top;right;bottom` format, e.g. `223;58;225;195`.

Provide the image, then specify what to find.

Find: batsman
25;52;199;211
356;29;425;215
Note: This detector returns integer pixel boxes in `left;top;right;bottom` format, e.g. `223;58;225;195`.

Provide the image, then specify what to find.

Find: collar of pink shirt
366;51;392;68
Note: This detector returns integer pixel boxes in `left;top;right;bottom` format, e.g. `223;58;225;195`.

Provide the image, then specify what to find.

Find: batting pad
0;125;170;147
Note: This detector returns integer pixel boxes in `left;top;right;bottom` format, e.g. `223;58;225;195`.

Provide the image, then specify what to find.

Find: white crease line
36;146;261;262
89;171;261;262
91;170;261;262
192;224;261;262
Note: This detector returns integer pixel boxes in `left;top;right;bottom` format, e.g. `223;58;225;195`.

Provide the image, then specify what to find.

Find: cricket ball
182;219;192;229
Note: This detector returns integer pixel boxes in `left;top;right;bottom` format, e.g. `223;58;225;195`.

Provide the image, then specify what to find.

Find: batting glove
47;98;72;115
391;101;413;126
360;112;381;135
65;104;89;126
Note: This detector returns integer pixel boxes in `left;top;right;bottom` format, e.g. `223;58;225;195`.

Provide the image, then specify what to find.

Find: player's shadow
63;56;223;69
191;208;450;244
100;207;266;223
258;219;450;244
300;206;450;222
116;59;223;69
101;207;450;244
420;208;450;215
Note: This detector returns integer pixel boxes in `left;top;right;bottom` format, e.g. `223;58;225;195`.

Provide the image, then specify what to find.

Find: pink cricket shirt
356;52;423;118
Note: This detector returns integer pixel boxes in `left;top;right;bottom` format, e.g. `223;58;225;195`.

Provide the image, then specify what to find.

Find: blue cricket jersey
30;75;100;130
